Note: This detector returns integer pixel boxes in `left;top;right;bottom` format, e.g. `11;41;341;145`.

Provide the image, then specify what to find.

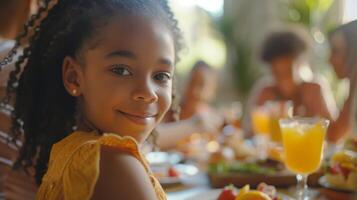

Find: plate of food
151;164;199;186
186;183;293;200
207;146;323;188
321;150;357;191
207;159;299;188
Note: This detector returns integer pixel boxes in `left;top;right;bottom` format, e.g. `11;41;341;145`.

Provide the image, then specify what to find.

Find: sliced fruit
217;185;237;200
235;184;250;200
168;167;180;177
238;190;271;200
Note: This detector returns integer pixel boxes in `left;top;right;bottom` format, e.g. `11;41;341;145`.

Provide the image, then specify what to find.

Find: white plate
186;189;293;200
155;164;199;186
318;176;357;193
146;151;183;166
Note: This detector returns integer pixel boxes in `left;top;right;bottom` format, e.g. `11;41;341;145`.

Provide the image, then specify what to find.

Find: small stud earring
72;89;77;96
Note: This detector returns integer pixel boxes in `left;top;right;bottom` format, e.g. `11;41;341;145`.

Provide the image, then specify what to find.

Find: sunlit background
169;0;356;110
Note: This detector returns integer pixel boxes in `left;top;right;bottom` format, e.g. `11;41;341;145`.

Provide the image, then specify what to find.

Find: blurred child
180;60;218;120
157;60;222;149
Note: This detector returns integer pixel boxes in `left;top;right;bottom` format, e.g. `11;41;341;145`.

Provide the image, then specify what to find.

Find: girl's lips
117;110;156;125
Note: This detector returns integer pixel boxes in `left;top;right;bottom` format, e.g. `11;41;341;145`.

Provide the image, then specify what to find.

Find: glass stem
296;174;308;200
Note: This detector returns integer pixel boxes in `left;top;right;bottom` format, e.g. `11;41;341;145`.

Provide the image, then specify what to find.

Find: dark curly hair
0;0;182;184
261;30;307;63
329;20;357;73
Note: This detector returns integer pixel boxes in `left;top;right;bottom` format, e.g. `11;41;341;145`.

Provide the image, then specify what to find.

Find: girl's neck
76;115;101;134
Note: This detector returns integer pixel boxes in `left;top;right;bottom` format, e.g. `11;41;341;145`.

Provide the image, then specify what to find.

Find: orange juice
281;123;327;174
251;111;270;135
270;117;282;142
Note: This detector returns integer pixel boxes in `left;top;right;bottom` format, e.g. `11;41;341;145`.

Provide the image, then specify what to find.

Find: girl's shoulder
37;131;147;200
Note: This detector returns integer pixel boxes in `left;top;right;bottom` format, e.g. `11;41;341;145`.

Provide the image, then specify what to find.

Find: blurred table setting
145;100;357;200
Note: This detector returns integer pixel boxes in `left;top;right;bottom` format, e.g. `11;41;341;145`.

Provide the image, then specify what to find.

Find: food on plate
152;166;181;179
216;183;281;200
267;146;284;162
209;161;277;175
325;150;357;191
168;166;180;177
222;134;257;160
235;185;250;199
217;185;237;200
236;190;271;200
344;137;357;152
209;148;235;165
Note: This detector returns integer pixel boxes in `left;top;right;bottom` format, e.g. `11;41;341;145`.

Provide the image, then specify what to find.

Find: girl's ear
62;56;83;97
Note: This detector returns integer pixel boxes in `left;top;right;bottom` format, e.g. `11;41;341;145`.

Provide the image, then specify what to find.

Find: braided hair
0;0;182;184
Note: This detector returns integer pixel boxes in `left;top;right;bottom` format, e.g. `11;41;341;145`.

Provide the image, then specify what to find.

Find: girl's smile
116;110;158;125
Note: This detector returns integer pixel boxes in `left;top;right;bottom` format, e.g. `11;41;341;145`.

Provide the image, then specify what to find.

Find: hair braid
0;1;52;69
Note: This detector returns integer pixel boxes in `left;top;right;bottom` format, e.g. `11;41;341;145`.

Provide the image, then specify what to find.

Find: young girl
0;0;182;199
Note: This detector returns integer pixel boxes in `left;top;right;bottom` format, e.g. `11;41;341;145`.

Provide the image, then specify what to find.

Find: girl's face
186;67;217;103
329;31;348;79
63;15;175;143
270;56;295;98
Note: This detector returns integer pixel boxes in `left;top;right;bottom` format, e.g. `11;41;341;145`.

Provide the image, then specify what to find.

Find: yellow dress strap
98;134;150;169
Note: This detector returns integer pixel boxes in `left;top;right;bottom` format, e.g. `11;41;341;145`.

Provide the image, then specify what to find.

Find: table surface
166;172;211;200
165;172;345;200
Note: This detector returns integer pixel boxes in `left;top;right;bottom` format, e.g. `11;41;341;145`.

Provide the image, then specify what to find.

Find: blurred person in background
179;60;218;120
0;0;40;199
327;20;357;143
157;60;223;149
249;28;335;121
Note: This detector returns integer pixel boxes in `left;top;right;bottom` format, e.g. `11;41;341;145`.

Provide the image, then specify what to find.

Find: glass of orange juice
269;101;293;143
279;117;329;200
251;107;271;160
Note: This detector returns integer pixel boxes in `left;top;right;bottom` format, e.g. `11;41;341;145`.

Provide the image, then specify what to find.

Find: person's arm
156;113;223;150
156;118;199;150
301;83;333;120
4;169;37;200
327;96;351;143
91;146;158;200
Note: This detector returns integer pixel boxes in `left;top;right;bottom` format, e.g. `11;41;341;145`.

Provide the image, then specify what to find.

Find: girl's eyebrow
106;50;136;59
106;50;174;68
159;58;174;68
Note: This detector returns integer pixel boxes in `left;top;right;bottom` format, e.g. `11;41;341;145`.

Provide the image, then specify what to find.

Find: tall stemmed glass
279;117;329;200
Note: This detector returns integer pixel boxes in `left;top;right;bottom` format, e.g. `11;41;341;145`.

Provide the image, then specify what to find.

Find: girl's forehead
81;14;175;64
87;14;174;51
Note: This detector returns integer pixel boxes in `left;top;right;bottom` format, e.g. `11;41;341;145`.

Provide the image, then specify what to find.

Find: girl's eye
110;65;132;76
154;72;172;82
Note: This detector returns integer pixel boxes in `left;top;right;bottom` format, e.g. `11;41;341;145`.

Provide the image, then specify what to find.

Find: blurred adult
249;28;335;120
0;1;39;199
327;20;357;142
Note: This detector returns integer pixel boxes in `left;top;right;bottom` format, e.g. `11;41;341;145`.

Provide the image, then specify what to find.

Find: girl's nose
132;80;158;103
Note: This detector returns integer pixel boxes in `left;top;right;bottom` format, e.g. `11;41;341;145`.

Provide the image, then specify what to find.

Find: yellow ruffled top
36;131;166;200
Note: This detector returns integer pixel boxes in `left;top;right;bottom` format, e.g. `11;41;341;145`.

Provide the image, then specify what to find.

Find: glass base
287;185;318;200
